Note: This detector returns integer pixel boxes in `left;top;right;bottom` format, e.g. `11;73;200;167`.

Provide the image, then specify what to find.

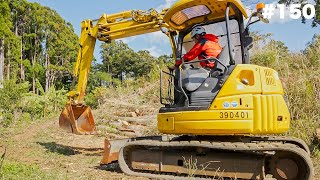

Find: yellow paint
217;64;262;98
260;67;284;95
209;94;254;110
67;9;175;104
158;117;175;131
73;20;97;103
158;65;290;135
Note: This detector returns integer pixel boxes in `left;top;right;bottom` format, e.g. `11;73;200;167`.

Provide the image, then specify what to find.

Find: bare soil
0;84;160;179
0;116;149;180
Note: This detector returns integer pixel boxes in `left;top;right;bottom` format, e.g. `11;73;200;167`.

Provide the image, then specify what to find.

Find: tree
157;54;174;67
0;0;15;88
278;0;319;27
250;32;289;67
0;0;78;93
0;39;4;89
304;34;320;65
100;40;157;79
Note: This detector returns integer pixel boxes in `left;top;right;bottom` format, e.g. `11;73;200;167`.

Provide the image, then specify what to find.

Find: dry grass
183;156;240;180
251;36;320;175
88;79;161;139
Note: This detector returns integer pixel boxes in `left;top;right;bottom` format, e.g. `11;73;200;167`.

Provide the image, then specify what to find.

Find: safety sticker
237;84;244;90
223;101;230;108
231;101;238;108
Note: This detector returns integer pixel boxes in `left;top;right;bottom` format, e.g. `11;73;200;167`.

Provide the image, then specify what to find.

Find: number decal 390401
219;112;249;119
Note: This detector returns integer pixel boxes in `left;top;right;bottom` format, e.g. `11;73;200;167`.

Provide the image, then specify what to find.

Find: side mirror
245;2;269;30
256;3;269;23
258;14;269;23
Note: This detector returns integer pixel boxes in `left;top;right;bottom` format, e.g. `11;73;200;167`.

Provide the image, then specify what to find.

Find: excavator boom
59;8;175;134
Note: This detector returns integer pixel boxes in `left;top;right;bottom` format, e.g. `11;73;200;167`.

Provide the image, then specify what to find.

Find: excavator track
117;136;313;180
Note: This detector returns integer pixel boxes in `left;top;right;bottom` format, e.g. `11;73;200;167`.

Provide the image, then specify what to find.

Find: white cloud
146;46;163;57
156;0;178;11
269;2;294;24
244;6;254;25
116;36;137;44
307;0;316;5
143;31;169;45
143;31;172;57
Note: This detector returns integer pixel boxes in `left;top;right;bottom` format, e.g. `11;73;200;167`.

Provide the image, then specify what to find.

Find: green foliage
157;54;174;67
251;40;289;67
0;0;80;127
86;60;113;92
21;87;67;120
0;0;78;91
304;34;320;65
0;1;12;39
251;33;320;151
87;39;173;109
100;41;158;79
0;160;56;180
0;79;66;127
85;74;161;110
0;80;29;126
85;87;109;109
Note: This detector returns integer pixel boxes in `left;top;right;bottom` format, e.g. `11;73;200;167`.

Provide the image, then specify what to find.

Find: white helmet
191;26;206;38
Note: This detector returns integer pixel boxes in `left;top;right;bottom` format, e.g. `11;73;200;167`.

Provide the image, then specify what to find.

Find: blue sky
28;0;319;62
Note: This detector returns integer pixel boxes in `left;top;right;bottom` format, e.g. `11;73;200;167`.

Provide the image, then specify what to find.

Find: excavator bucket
101;138;128;164
100;136;166;165
59;103;96;134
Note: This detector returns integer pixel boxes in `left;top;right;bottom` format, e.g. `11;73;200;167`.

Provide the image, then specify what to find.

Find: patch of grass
142;120;159;136
286;119;318;146
0;161;56;180
107;127;119;134
312;154;320;176
182;156;229;179
251;35;320;162
183;156;198;177
0;113;58;141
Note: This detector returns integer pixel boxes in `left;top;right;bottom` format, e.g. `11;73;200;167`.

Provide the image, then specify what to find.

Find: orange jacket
175;34;222;68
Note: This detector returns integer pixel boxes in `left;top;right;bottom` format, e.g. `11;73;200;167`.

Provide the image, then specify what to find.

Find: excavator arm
59;8;176;134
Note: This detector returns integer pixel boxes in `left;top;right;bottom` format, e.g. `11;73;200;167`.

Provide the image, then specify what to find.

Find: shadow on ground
37;142;103;156
97;162;123;173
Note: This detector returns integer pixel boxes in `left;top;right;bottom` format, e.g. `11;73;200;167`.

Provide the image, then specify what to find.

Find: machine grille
264;69;276;86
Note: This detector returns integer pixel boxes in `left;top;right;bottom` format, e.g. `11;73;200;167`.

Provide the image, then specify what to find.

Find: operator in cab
170;26;222;70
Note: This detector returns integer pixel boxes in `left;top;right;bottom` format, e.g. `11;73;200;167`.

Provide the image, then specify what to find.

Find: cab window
181;19;242;65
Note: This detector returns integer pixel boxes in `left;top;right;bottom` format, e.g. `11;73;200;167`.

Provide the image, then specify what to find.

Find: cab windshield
181;19;242;65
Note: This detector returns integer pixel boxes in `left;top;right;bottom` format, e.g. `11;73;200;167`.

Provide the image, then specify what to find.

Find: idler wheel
268;152;307;180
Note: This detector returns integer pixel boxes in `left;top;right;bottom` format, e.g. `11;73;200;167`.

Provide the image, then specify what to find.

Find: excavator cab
160;1;266;112
157;1;293;136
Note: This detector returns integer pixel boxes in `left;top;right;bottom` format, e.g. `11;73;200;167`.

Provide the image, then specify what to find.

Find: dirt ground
1;114;319;179
0;116;149;180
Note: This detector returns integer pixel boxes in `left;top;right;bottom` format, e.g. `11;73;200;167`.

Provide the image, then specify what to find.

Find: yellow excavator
59;0;314;179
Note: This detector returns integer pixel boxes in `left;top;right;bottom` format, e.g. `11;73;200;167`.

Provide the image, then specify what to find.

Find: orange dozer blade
59;103;96;134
